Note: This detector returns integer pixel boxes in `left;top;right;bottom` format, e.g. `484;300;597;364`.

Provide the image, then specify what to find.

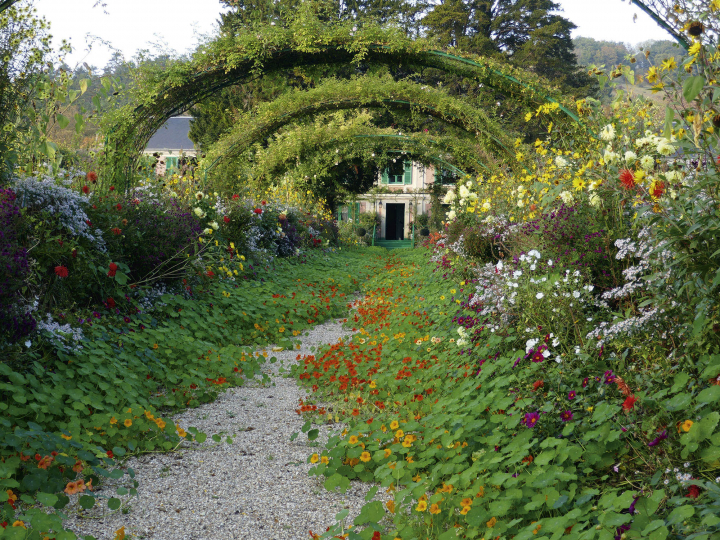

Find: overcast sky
33;0;672;70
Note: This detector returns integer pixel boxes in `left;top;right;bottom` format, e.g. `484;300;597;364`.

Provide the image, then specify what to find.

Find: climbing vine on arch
100;5;583;191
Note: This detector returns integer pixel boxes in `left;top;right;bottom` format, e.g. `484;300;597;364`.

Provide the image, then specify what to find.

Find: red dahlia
650;181;665;198
86;171;98;183
619;169;635;189
82;185;90;194
108;262;118;277
54;266;69;278
622;395;637;411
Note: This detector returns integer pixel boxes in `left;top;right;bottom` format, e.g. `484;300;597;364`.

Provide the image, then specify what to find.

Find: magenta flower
522;412;540;428
582;377;589;388
560;410;574;422
648;430;668;447
568;391;576;400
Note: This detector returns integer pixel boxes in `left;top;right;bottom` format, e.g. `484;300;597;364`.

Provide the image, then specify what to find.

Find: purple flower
582;377;589;388
648;430;668;447
522;412;540;428
560;410;574;422
568;391;576;400
604;370;616;384
512;357;521;368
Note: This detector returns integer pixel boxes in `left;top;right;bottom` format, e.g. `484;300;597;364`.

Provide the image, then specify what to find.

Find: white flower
481;201;491;211
536;292;544;299
604;150;619;164
496;260;504;271
530;264;536;271
657;141;675;156
446;210;456;221
195;191;205;200
573;291;581;298
466;180;473;188
547;259;553;266
684;462;690;468
459;185;470;199
193;207;206;218
589;194;602;207
513;271;522;278
443;190;456;203
525;338;539;352
600;124;616;141
528;250;541;259
555;156;568;168
559;190;574;205
640;155;654;170
210;221;219;230
203;228;213;235
25;340;31;348
624;151;637;164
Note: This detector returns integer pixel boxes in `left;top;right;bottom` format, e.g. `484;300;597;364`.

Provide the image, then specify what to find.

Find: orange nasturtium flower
681;420;694;432
114;526;126;540
61;433;72;440
390;420;399;430
384;448;392;458
110;416;117;425
360;452;371;462
310;453;320;464
461;498;473;507
416;500;427;512
348;435;359;445
176;424;187;438
144;410;155;420
155;418;166;429
487;517;497;528
460;505;472;515
12;521;26;529
320;456;329;465
386;500;396;513
123;419;132;428
429;503;441;514
64;480;86;495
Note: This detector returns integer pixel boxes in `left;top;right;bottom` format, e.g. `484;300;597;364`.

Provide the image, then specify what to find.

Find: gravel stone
63;317;384;540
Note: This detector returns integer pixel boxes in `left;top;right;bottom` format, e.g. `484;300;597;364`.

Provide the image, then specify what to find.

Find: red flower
116;204;122;211
261;200;267;205
58;239;63;246
622;395;637;411
687;485;701;498
253;208;262;214
86;171;98;183
106;450;114;458
85;219;92;227
619;169;635;189
232;194;239;199
223;216;230;223
532;380;544;391
55;266;69;278
372;532;381;540
109;186;115;191
71;249;77;258
650;181;665;198
82;185;90;194
111;227;122;235
108;262;118;277
206;270;215;277
107;297;116;308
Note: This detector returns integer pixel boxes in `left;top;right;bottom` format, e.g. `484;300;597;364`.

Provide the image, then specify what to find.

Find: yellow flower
390;420;399;430
155;418;166;429
487;517;497;528
348;435;359;444
681;420;694;432
402;439;412;448
321;456;329;465
416;500;427;512
440;295;445;300
124;419;132;427
384;448;392;458
360;452;371;462
386;500;396;513
689;42;702;55
144;410;155;420
61;433;72;440
110;416;117;425
460;505;471;515
310;453;319;463
395;429;404;438
114;526;126;540
12;521;26;528
662;57;677;71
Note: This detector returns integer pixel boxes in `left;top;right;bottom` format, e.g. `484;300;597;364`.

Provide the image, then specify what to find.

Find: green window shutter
381;169;389;184
354;202;359;221
404;161;412;184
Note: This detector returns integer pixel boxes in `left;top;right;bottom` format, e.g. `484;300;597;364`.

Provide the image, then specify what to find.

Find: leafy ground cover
295;247;720;540
0;248;378;537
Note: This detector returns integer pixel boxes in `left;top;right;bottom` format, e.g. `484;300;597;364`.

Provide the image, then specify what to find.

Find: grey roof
145;117;195;152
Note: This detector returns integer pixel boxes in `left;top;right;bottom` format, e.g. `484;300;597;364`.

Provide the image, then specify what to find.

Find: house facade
143;116;197;175
341;160;454;241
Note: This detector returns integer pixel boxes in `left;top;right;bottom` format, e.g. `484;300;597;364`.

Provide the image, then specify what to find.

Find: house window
434;167;458;185
381;160;412;185
165;156;179;173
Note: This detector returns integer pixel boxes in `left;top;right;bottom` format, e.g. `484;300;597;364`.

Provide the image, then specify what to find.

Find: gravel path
63;317;380;540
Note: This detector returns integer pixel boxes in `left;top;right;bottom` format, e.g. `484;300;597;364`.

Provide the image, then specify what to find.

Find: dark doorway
385;203;405;240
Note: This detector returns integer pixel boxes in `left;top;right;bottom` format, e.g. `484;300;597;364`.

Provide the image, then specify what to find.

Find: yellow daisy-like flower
416;500;427;512
124;419;132;427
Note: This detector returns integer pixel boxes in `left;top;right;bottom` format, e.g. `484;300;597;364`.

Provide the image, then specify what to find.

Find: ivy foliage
200;73;515;173
100;4;581;191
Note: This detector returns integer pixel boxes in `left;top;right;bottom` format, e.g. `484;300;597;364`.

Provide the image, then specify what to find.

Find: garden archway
101;10;583;189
